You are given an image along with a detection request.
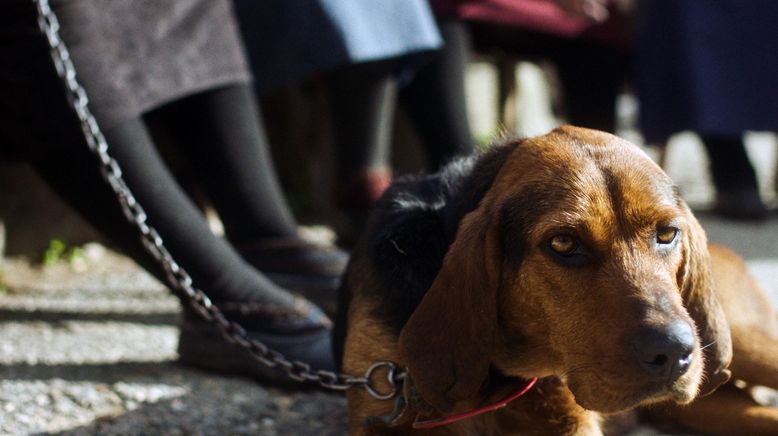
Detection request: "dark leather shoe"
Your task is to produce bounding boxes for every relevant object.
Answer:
[177,297,335,387]
[236,238,349,316]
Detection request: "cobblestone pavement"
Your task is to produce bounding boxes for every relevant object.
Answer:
[0,250,346,435]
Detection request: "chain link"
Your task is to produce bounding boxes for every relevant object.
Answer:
[33,0,403,398]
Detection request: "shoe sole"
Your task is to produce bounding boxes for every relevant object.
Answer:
[177,318,331,389]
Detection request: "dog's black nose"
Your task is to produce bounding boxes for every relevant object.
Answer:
[631,321,695,379]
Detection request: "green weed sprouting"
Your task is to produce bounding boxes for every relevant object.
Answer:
[42,239,86,266]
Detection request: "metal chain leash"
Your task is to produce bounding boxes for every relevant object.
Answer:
[33,0,403,399]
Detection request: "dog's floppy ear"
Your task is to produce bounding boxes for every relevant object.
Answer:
[679,203,732,396]
[397,207,502,413]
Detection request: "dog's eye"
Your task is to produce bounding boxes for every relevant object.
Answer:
[549,234,578,256]
[656,227,679,244]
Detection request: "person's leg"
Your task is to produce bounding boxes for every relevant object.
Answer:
[327,60,398,209]
[553,39,627,133]
[36,118,295,306]
[325,60,398,245]
[146,86,297,243]
[400,18,475,170]
[147,84,348,302]
[702,135,767,220]
[31,110,334,376]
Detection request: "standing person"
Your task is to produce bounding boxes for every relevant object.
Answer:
[2,0,347,382]
[428,0,631,134]
[234,0,478,242]
[634,0,778,220]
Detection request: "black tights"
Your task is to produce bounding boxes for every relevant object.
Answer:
[702,135,760,192]
[32,84,299,307]
[401,18,475,170]
[327,19,476,180]
[328,60,397,182]
[147,86,297,243]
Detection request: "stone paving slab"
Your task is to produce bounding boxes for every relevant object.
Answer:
[0,251,346,436]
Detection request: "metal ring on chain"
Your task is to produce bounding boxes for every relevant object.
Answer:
[363,361,404,400]
[32,0,404,395]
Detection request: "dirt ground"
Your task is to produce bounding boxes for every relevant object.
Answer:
[0,250,346,435]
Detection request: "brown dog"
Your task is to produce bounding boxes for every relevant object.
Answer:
[335,126,778,435]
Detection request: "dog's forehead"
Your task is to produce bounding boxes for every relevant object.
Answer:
[497,127,681,233]
[507,127,673,193]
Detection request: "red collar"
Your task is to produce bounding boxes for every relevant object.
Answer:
[412,377,538,429]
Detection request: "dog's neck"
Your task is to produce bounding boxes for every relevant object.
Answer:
[385,373,599,434]
[410,377,538,430]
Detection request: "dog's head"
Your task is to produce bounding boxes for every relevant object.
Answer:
[398,126,732,414]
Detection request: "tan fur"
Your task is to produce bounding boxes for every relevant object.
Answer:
[652,245,778,434]
[345,293,604,435]
[342,126,778,434]
[709,245,778,391]
[341,258,402,433]
[652,384,778,435]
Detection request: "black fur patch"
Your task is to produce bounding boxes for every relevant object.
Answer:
[362,141,522,334]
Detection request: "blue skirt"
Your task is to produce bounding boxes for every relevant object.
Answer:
[233,0,442,94]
